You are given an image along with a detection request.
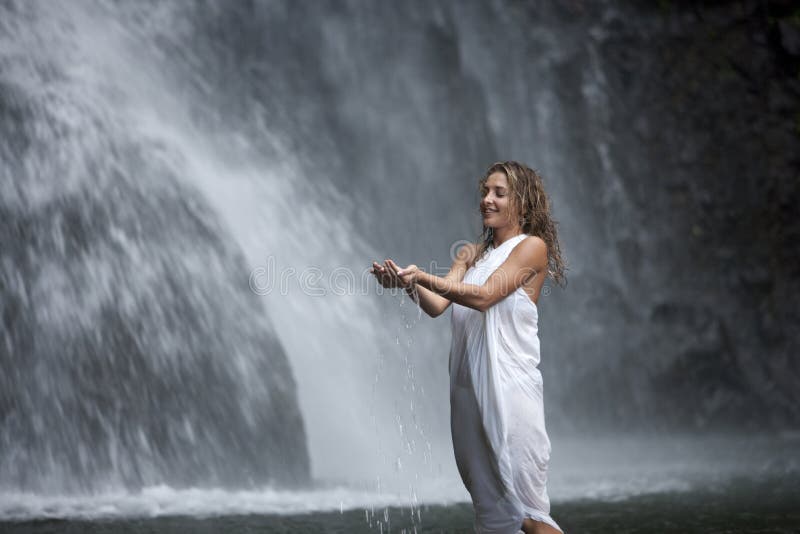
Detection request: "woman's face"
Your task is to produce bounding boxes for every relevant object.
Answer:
[480,172,517,228]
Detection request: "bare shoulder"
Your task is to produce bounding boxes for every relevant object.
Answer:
[510,236,548,269]
[520,235,547,251]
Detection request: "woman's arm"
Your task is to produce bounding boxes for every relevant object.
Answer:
[407,242,479,317]
[376,243,478,318]
[372,261,447,317]
[403,284,448,318]
[389,236,547,313]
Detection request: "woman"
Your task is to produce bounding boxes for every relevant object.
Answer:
[371,161,567,534]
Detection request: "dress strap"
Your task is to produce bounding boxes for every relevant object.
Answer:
[489,233,528,252]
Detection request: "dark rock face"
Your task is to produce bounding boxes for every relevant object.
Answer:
[539,0,800,433]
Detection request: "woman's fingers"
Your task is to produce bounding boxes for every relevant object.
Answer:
[370,260,397,288]
[378,260,394,286]
[385,258,400,275]
[370,258,412,289]
[371,262,391,283]
[385,259,411,287]
[370,262,391,288]
[385,261,404,284]
[387,259,406,278]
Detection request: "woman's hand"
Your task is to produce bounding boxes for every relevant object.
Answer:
[385,259,421,286]
[370,260,410,288]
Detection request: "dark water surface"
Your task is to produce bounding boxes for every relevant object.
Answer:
[3,475,797,534]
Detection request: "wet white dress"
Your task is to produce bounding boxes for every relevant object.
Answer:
[449,234,563,534]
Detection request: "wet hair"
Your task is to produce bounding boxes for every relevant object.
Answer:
[474,161,567,287]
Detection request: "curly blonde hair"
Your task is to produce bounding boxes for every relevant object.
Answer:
[475,161,567,287]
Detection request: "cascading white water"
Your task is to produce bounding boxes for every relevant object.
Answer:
[0,0,312,493]
[0,0,459,506]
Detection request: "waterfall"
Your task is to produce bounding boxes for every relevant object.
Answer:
[2,0,796,518]
[0,0,313,492]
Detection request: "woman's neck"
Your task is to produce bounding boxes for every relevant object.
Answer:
[492,225,523,248]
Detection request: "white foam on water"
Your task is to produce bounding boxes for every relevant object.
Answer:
[3,437,795,522]
[0,480,465,521]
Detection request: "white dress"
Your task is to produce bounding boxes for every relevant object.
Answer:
[449,233,563,534]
